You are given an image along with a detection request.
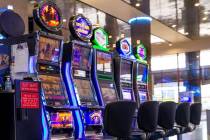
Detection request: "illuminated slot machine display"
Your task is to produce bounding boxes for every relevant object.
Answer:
[91,27,119,107]
[61,15,103,139]
[32,1,74,139]
[114,38,136,101]
[133,42,149,106]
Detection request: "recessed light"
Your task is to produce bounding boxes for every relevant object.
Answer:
[108,35,112,39]
[172,24,176,28]
[7,5,13,10]
[184,32,189,35]
[135,3,140,7]
[169,43,173,47]
[77,8,83,14]
[202,17,208,21]
[194,2,200,7]
[204,11,209,15]
[62,19,67,22]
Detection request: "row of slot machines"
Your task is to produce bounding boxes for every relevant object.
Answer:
[0,2,148,140]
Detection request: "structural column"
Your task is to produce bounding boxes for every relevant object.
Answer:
[130,0,152,99]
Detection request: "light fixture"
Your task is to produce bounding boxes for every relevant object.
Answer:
[169,43,173,47]
[204,11,209,15]
[194,2,200,7]
[202,17,208,21]
[128,16,152,24]
[77,8,83,14]
[172,24,176,28]
[135,3,140,7]
[7,5,13,10]
[108,35,112,39]
[62,19,67,22]
[184,32,189,35]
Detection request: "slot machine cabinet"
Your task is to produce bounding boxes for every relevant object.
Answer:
[133,43,149,107]
[114,38,136,102]
[62,15,103,139]
[32,2,75,139]
[91,27,119,107]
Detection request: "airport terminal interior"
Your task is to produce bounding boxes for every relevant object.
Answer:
[0,0,209,140]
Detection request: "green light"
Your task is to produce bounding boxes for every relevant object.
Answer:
[92,27,109,52]
[135,43,147,64]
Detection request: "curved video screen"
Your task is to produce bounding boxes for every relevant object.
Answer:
[96,51,112,73]
[74,79,95,104]
[120,61,132,83]
[137,64,148,84]
[98,80,117,104]
[38,36,60,63]
[72,44,91,70]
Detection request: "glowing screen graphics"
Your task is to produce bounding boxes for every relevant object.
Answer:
[50,112,73,129]
[0,45,10,76]
[97,51,112,72]
[137,64,148,84]
[39,75,68,106]
[70,14,92,41]
[99,81,117,104]
[122,89,132,100]
[74,79,95,104]
[84,110,102,125]
[34,1,62,31]
[72,44,91,70]
[135,43,147,63]
[38,36,60,63]
[120,61,132,83]
[117,38,131,56]
[92,28,108,51]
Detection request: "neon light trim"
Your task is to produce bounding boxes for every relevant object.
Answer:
[42,108,49,140]
[128,16,152,24]
[135,43,147,64]
[92,28,109,51]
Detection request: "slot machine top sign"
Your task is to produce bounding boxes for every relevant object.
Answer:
[69,14,92,42]
[116,38,132,56]
[33,1,62,32]
[134,43,147,63]
[91,27,109,51]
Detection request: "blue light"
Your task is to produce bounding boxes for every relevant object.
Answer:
[128,16,152,24]
[29,56,35,73]
[64,62,84,139]
[42,107,49,140]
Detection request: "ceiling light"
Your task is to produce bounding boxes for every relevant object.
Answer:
[184,32,189,35]
[135,3,140,7]
[128,16,152,24]
[77,8,83,14]
[172,24,176,28]
[204,11,209,15]
[108,35,112,39]
[202,17,208,21]
[194,2,200,7]
[7,5,13,10]
[62,19,67,22]
[169,43,173,47]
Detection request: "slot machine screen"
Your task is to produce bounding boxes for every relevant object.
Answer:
[96,51,112,73]
[50,112,73,129]
[74,79,96,104]
[39,75,68,106]
[120,61,132,83]
[137,64,148,84]
[38,36,60,63]
[98,80,117,104]
[72,44,91,70]
[122,89,132,100]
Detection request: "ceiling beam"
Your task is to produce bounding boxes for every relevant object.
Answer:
[79,0,191,43]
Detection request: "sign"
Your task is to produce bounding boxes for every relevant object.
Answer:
[69,14,92,42]
[33,1,62,32]
[20,81,40,109]
[116,38,131,56]
[92,27,109,51]
[135,43,147,63]
[21,92,39,109]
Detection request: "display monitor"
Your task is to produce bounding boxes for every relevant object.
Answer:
[50,112,73,129]
[74,79,95,104]
[38,36,60,63]
[137,64,148,84]
[120,61,132,83]
[122,89,132,100]
[72,44,91,70]
[39,75,68,106]
[98,80,117,104]
[96,51,112,73]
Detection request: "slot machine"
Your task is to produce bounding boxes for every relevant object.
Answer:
[133,42,149,106]
[91,27,119,107]
[32,2,75,139]
[62,15,103,139]
[114,38,136,101]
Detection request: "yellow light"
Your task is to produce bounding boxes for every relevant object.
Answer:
[135,3,140,7]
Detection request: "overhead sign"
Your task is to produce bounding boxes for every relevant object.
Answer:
[33,1,62,32]
[69,14,92,42]
[116,38,131,56]
[92,27,108,51]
